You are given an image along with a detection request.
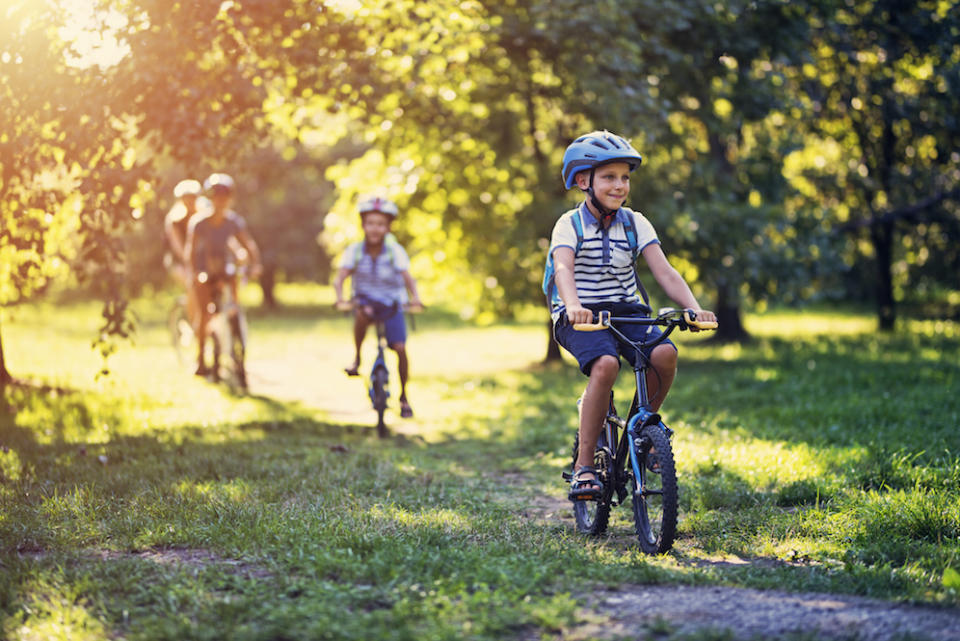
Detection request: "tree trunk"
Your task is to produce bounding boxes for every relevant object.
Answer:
[713,283,750,343]
[544,318,562,362]
[870,220,896,331]
[0,316,11,387]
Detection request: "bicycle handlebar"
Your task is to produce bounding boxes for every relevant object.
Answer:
[334,300,425,314]
[572,308,718,332]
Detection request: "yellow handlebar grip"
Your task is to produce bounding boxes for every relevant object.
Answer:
[683,310,718,330]
[572,310,610,331]
[572,322,607,331]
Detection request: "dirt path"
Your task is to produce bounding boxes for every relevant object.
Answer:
[566,584,960,640]
[522,487,960,641]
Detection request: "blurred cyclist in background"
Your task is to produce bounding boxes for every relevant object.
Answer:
[185,173,262,377]
[164,179,206,328]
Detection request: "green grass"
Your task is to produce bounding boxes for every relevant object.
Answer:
[1,288,959,640]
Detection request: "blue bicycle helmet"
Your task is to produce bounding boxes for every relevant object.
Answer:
[561,130,642,189]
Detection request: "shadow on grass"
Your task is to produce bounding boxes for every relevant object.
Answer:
[3,329,959,633]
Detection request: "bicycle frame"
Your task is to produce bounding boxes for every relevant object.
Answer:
[613,319,676,478]
[354,301,399,438]
[592,315,679,506]
[567,307,717,551]
[337,299,422,437]
[205,273,247,387]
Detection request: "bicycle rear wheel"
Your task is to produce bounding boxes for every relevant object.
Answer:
[632,424,678,554]
[571,430,613,535]
[370,366,389,438]
[228,314,247,389]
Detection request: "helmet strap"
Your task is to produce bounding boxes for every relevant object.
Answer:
[586,169,618,222]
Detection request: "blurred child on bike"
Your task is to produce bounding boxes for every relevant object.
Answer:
[185,173,262,377]
[333,196,423,418]
[164,179,207,329]
[546,131,716,501]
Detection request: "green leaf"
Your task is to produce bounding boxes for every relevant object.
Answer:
[944,567,960,591]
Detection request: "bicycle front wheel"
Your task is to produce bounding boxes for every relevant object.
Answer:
[571,431,613,536]
[632,424,678,554]
[370,366,389,438]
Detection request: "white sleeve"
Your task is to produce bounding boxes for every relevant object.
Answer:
[392,243,410,271]
[631,210,659,250]
[339,243,358,270]
[548,211,578,254]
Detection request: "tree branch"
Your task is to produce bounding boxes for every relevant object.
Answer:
[836,188,960,232]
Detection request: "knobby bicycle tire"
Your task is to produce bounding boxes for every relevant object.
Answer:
[571,430,613,536]
[371,366,389,438]
[632,424,678,554]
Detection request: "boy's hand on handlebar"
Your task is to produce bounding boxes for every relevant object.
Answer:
[685,309,718,331]
[565,304,593,326]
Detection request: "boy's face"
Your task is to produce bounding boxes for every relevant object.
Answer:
[361,211,392,243]
[576,161,631,211]
[211,187,233,212]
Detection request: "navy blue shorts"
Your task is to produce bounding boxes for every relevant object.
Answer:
[554,302,676,375]
[357,297,407,346]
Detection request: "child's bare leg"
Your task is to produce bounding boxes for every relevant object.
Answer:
[345,314,369,376]
[392,343,408,399]
[392,342,413,417]
[186,285,199,332]
[576,355,619,476]
[194,284,213,375]
[229,278,240,315]
[645,345,678,411]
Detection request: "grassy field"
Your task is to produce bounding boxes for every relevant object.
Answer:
[1,285,959,640]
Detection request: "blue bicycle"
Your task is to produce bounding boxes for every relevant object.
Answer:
[337,300,421,438]
[564,307,717,554]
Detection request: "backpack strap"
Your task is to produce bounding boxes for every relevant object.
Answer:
[621,210,650,306]
[570,207,585,254]
[542,208,584,307]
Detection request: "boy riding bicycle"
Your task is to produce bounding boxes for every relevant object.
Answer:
[185,173,262,377]
[544,130,717,502]
[333,196,423,419]
[164,179,207,330]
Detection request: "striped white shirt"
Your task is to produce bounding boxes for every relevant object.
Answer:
[548,203,659,319]
[340,240,410,305]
